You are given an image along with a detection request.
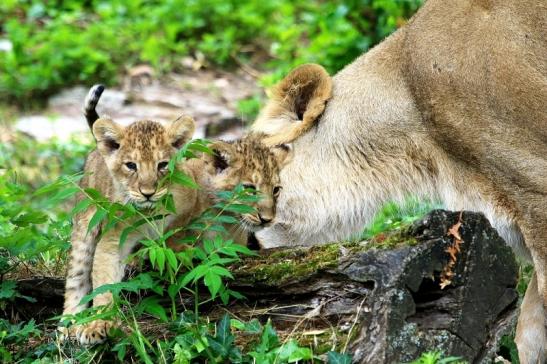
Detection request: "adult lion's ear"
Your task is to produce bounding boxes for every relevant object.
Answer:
[252,64,332,146]
[93,117,123,154]
[271,143,293,167]
[203,141,238,173]
[169,115,196,149]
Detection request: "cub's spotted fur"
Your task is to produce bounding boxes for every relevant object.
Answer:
[61,86,291,345]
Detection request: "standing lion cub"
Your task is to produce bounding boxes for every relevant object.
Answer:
[62,86,292,345]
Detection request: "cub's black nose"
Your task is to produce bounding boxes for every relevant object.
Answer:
[140,189,155,200]
[259,216,272,224]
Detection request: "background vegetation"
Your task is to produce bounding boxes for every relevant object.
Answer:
[0,0,524,363]
[0,0,422,105]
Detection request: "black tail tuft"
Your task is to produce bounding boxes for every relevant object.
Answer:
[84,84,105,130]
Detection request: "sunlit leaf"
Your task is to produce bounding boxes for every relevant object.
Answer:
[87,208,107,232]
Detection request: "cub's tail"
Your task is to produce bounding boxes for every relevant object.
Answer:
[83,84,105,130]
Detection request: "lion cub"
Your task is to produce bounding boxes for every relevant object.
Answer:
[62,86,291,345]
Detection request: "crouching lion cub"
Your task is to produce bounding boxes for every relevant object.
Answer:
[61,86,292,345]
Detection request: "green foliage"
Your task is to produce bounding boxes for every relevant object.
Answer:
[327,351,353,364]
[498,334,520,364]
[360,197,441,239]
[0,133,91,187]
[0,319,41,362]
[0,0,423,105]
[237,94,264,123]
[0,170,74,291]
[406,351,466,364]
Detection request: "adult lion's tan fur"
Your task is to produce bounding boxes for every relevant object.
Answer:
[252,0,546,362]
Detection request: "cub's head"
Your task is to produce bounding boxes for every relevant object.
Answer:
[203,133,292,231]
[93,116,195,208]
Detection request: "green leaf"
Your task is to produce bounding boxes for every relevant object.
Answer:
[186,140,212,154]
[83,187,103,201]
[180,265,208,287]
[257,320,279,352]
[203,239,214,254]
[164,193,176,214]
[87,208,107,232]
[209,265,233,279]
[167,283,180,299]
[149,246,157,267]
[49,186,80,203]
[204,271,222,298]
[119,225,135,247]
[216,314,232,348]
[244,319,262,334]
[171,170,198,189]
[230,319,245,330]
[215,215,238,224]
[223,203,256,214]
[327,351,352,364]
[165,248,178,271]
[72,198,92,215]
[156,248,166,274]
[139,297,168,322]
[223,243,256,257]
[11,211,48,226]
[207,314,242,361]
[0,281,18,300]
[82,273,155,304]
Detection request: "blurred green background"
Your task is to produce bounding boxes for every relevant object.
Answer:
[0,0,422,105]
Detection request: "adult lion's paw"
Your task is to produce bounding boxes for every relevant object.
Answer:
[77,319,115,345]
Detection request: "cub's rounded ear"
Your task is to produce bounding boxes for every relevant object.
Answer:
[169,115,196,149]
[253,63,332,146]
[93,117,123,153]
[203,141,237,173]
[271,143,293,166]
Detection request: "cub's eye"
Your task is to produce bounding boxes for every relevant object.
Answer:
[273,186,282,197]
[158,161,169,171]
[243,183,257,194]
[125,162,137,171]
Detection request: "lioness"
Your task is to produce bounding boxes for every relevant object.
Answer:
[62,86,291,345]
[252,1,546,362]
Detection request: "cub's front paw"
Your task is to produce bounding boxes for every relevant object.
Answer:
[77,319,115,345]
[57,325,77,342]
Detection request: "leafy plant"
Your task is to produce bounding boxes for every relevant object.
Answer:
[406,351,466,364]
[360,197,441,239]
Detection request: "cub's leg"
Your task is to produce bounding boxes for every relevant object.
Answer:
[77,230,139,345]
[60,207,100,339]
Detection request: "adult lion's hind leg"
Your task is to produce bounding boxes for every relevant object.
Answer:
[516,211,547,364]
[516,273,546,364]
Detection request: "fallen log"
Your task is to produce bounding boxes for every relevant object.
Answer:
[224,210,519,363]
